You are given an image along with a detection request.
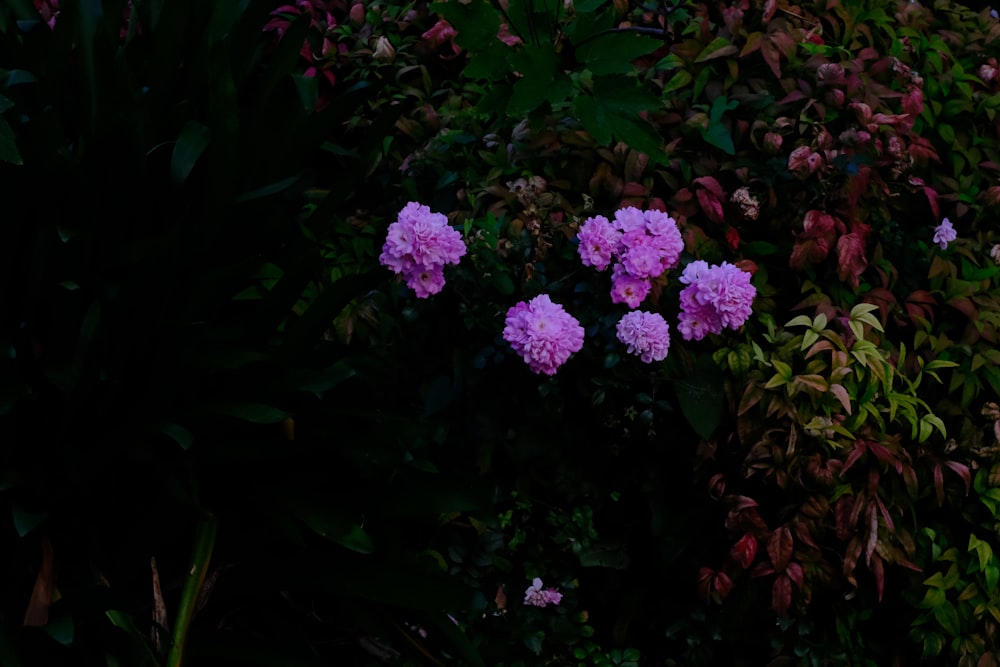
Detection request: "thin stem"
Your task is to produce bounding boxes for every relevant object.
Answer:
[165,513,218,667]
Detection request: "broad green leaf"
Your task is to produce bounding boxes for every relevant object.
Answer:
[283,497,375,553]
[700,121,734,154]
[577,32,660,75]
[675,356,724,439]
[170,121,210,184]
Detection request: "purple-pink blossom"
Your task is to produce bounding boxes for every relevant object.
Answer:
[610,264,652,309]
[677,262,756,341]
[379,202,466,298]
[576,215,618,271]
[617,311,671,362]
[524,578,563,607]
[577,207,682,308]
[933,217,956,249]
[503,295,585,375]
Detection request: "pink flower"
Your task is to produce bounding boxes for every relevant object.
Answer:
[610,265,652,309]
[523,578,563,607]
[933,217,956,249]
[616,311,671,363]
[503,295,585,375]
[677,262,756,341]
[576,215,618,271]
[380,202,466,298]
[422,18,460,55]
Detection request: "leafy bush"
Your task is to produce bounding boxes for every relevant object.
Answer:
[5,0,1000,665]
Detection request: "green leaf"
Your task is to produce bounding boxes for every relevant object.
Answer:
[290,74,317,112]
[577,31,660,75]
[932,601,961,636]
[157,422,194,450]
[662,69,692,93]
[201,402,289,424]
[0,117,22,165]
[675,355,724,439]
[43,613,73,647]
[11,505,46,537]
[283,497,375,554]
[508,44,569,114]
[700,121,734,154]
[170,121,210,184]
[431,0,500,45]
[695,37,739,62]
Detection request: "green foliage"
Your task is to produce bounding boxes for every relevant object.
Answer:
[6,0,1000,664]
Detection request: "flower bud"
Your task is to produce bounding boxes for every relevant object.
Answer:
[373,36,395,62]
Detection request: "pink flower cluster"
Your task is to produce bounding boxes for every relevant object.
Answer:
[616,311,671,363]
[577,207,684,309]
[523,578,563,607]
[503,295,585,376]
[379,202,467,298]
[677,261,756,341]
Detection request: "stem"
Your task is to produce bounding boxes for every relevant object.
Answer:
[165,513,218,667]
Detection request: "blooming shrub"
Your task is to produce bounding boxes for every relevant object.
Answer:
[7,0,1000,665]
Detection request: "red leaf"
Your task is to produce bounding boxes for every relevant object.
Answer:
[789,237,830,270]
[835,495,855,541]
[772,573,792,616]
[836,232,868,288]
[730,533,758,569]
[946,296,979,321]
[714,571,734,599]
[760,40,781,78]
[871,552,885,602]
[934,463,945,506]
[843,536,863,586]
[762,0,777,23]
[693,175,725,198]
[944,460,972,495]
[696,188,725,223]
[840,439,868,475]
[767,526,793,572]
[697,567,714,605]
[867,440,904,474]
[23,536,55,627]
[786,562,804,588]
